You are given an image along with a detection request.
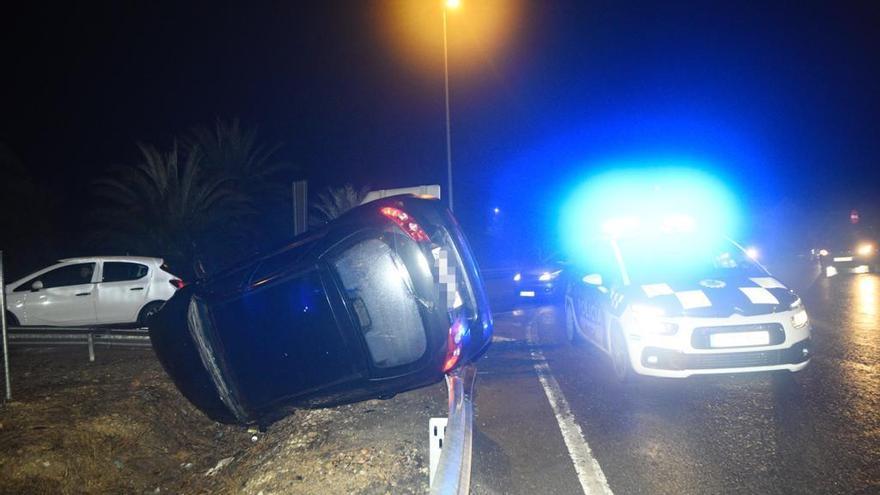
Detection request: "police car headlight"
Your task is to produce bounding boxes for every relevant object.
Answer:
[538,270,562,282]
[791,309,809,329]
[625,305,679,336]
[513,272,522,282]
[857,243,874,256]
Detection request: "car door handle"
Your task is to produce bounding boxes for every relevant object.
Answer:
[130,287,144,291]
[76,292,91,297]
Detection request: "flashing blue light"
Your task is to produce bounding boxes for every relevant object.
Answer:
[559,163,741,270]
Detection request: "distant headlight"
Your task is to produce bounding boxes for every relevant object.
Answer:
[791,309,809,328]
[513,272,522,282]
[538,270,562,282]
[857,243,874,256]
[818,249,829,257]
[624,304,679,336]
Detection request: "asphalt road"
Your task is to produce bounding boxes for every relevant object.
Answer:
[470,273,880,494]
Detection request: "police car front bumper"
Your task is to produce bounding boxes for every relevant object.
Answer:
[623,310,812,378]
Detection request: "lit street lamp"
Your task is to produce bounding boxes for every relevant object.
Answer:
[443,0,459,211]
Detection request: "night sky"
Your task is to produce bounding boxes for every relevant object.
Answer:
[2,1,879,271]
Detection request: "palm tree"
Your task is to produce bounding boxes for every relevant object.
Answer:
[310,184,371,226]
[182,118,294,198]
[182,118,297,248]
[93,142,253,274]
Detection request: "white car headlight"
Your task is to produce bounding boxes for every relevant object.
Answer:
[625,304,679,336]
[513,272,522,282]
[791,309,809,328]
[538,270,562,282]
[857,243,874,256]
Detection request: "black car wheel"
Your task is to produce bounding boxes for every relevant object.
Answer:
[565,301,584,345]
[610,323,632,382]
[137,301,165,328]
[4,311,19,327]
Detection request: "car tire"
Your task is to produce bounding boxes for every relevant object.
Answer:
[609,323,633,382]
[4,311,19,327]
[137,301,165,328]
[565,301,583,345]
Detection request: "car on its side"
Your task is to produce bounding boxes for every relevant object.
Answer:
[4,256,183,327]
[565,227,812,380]
[149,196,493,425]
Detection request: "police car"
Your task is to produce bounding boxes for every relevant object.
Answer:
[564,218,812,380]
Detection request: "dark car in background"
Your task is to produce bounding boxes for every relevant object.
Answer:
[816,223,877,277]
[512,259,567,300]
[149,196,493,425]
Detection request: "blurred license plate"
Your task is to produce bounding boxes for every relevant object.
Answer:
[833,256,853,262]
[519,291,536,297]
[709,331,769,348]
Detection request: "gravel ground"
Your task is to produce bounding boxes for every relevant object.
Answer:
[0,346,447,494]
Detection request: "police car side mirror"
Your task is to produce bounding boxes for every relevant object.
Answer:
[582,273,603,286]
[31,280,44,292]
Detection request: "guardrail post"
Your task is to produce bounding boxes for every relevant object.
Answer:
[87,333,95,362]
[0,251,11,400]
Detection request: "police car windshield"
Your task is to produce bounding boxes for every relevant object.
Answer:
[616,235,763,284]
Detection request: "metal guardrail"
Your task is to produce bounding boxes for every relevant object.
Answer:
[7,326,151,362]
[430,364,477,495]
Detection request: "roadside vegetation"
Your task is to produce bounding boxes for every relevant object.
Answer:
[90,119,297,278]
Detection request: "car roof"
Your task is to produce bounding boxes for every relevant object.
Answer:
[58,256,163,264]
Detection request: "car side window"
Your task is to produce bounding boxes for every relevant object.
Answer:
[102,262,149,283]
[27,263,97,290]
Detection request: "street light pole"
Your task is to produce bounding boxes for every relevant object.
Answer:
[442,3,454,212]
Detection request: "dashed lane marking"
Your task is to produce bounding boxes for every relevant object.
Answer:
[526,311,614,495]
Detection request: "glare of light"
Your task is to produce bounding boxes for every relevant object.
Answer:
[560,165,740,266]
[826,266,838,277]
[857,276,876,316]
[661,214,696,233]
[857,243,874,256]
[602,216,641,237]
[513,272,521,282]
[538,270,562,282]
[819,249,829,257]
[493,207,501,215]
[377,1,521,79]
[624,304,678,335]
[745,247,759,260]
[852,265,870,274]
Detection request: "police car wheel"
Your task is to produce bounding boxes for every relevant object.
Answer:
[565,302,583,344]
[610,325,632,382]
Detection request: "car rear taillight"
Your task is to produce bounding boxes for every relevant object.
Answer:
[170,279,185,289]
[379,206,430,242]
[442,316,470,372]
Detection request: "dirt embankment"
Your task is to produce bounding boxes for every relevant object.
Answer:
[0,347,446,494]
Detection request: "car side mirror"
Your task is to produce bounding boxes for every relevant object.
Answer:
[582,273,603,286]
[31,280,44,292]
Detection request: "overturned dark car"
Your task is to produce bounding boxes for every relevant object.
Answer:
[149,196,493,425]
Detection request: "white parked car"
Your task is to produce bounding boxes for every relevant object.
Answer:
[4,256,183,327]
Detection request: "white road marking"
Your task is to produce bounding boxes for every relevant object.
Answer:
[527,314,614,495]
